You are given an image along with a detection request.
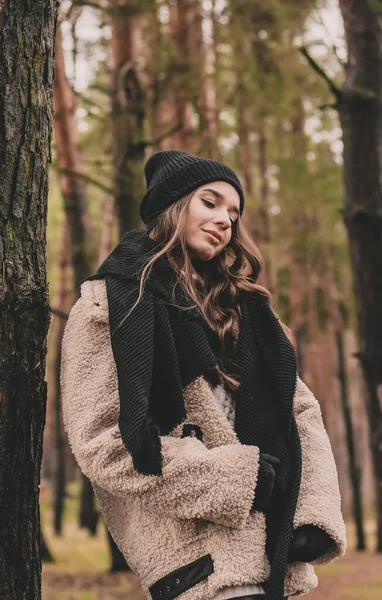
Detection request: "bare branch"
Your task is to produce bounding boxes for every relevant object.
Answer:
[299,46,341,99]
[146,123,183,149]
[50,163,117,196]
[50,307,69,320]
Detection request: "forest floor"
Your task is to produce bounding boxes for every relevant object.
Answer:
[41,480,381,600]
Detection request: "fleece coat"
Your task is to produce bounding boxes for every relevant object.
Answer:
[60,278,347,600]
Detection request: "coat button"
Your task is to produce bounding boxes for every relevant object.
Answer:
[175,578,180,585]
[159,592,163,597]
[166,585,171,592]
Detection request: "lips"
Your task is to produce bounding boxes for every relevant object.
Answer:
[202,229,222,243]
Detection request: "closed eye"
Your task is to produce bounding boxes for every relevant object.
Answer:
[202,199,236,226]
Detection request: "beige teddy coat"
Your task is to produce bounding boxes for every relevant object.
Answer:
[60,279,347,599]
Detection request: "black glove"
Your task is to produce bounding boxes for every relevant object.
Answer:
[252,453,280,513]
[288,525,336,563]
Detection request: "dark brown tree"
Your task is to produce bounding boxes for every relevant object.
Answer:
[0,0,60,598]
[337,0,382,552]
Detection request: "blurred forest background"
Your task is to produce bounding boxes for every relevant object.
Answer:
[40,0,381,598]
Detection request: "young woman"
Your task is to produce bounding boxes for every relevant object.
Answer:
[60,150,346,600]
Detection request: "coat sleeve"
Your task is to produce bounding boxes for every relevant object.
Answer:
[60,279,260,529]
[292,376,347,564]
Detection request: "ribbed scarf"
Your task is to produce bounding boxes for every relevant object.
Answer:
[84,229,302,600]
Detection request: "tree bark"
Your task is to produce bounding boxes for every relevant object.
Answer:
[171,0,199,153]
[148,2,179,151]
[0,1,59,597]
[54,17,103,538]
[40,529,54,564]
[254,117,275,293]
[52,215,71,535]
[79,475,99,536]
[99,194,116,263]
[107,529,130,573]
[338,0,382,552]
[53,22,90,294]
[322,246,365,550]
[110,1,148,235]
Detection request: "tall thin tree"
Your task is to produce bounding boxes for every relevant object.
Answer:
[110,0,149,234]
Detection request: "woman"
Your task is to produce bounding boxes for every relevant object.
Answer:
[60,150,346,600]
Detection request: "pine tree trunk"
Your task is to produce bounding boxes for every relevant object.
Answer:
[336,330,366,550]
[338,0,382,552]
[255,118,274,293]
[171,0,199,153]
[40,529,54,564]
[110,2,147,235]
[79,476,99,536]
[52,216,71,535]
[148,3,179,150]
[107,530,131,573]
[322,246,366,550]
[0,1,59,597]
[99,194,116,263]
[54,20,101,538]
[53,22,90,293]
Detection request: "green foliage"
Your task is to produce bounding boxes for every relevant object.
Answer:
[48,0,356,340]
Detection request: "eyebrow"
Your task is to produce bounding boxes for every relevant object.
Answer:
[202,188,240,216]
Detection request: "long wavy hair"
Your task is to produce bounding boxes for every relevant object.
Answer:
[126,190,291,392]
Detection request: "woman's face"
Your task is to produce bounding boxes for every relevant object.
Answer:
[184,181,240,262]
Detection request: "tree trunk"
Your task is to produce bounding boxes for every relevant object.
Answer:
[255,117,275,293]
[338,0,382,552]
[53,22,90,294]
[110,2,147,235]
[54,18,101,538]
[148,2,179,151]
[322,246,366,550]
[40,529,54,564]
[107,530,131,573]
[79,476,99,536]
[99,194,116,262]
[0,1,59,597]
[52,216,71,535]
[336,330,365,550]
[171,0,199,153]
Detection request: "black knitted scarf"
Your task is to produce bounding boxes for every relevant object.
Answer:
[84,228,302,600]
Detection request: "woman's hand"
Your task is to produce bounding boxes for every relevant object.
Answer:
[252,453,280,513]
[288,524,335,563]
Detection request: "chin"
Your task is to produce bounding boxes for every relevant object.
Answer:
[187,244,216,262]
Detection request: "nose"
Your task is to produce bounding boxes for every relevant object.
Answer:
[212,211,231,229]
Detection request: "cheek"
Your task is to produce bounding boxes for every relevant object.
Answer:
[222,231,232,248]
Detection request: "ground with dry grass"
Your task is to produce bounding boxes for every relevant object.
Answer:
[41,480,381,600]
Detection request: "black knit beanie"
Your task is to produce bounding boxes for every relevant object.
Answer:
[140,150,245,227]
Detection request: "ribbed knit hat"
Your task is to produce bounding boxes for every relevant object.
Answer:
[140,150,244,226]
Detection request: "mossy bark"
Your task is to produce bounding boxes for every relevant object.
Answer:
[0,1,59,597]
